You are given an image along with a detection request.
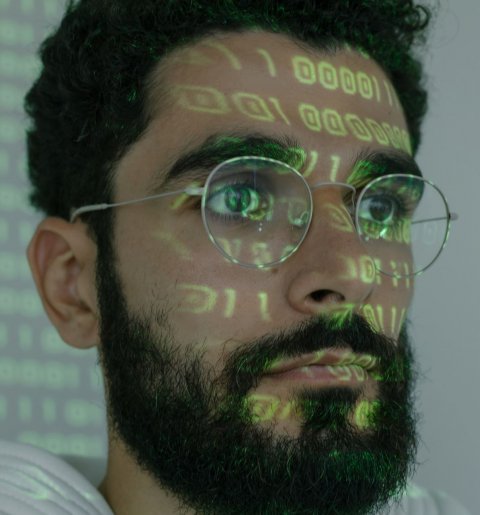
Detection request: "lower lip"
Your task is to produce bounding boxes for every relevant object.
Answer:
[265,365,371,384]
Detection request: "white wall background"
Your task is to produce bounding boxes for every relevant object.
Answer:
[410,1,479,511]
[0,1,477,513]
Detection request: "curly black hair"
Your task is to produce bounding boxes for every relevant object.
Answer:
[24,0,433,244]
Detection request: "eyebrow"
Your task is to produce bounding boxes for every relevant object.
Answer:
[147,130,307,194]
[348,146,423,185]
[147,129,423,195]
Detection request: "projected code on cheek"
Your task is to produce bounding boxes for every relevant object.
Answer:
[173,283,407,335]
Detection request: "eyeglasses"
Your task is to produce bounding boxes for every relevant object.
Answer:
[70,156,458,278]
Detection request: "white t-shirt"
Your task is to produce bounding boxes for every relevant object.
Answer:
[0,439,472,514]
[0,439,111,515]
[382,482,472,515]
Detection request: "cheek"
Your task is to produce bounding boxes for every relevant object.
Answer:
[115,204,414,346]
[115,212,246,342]
[161,266,275,345]
[115,205,211,301]
[360,274,413,340]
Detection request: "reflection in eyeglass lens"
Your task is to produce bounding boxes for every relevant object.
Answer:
[201,158,448,277]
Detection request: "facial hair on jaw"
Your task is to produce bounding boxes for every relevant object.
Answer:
[95,233,421,515]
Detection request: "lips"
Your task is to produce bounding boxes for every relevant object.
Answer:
[264,349,379,376]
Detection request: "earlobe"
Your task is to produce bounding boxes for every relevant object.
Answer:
[27,217,99,349]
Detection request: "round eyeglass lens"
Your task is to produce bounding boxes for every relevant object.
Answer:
[356,174,450,278]
[202,157,312,268]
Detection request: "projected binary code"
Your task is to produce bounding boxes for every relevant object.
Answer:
[0,0,106,459]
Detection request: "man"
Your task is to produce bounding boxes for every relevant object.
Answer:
[16,0,468,513]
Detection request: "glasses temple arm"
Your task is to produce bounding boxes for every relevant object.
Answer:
[69,186,205,222]
[410,212,458,225]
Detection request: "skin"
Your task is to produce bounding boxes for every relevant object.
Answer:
[27,31,420,514]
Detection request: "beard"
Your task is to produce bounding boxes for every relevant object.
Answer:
[95,232,420,515]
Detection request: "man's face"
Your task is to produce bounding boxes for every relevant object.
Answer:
[96,31,420,514]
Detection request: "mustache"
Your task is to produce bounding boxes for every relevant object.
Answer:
[220,313,409,396]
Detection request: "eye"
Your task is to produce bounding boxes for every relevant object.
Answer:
[359,194,401,225]
[205,178,275,222]
[210,184,261,214]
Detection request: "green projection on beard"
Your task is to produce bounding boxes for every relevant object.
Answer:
[354,399,381,429]
[302,397,382,431]
[174,84,411,154]
[242,393,381,431]
[243,394,296,423]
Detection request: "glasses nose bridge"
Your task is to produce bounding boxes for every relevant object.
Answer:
[308,181,357,218]
[296,180,375,280]
[309,180,355,195]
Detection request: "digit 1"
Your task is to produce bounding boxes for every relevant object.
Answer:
[223,288,237,318]
[384,80,393,107]
[329,154,341,181]
[268,97,291,125]
[372,75,381,102]
[258,292,271,321]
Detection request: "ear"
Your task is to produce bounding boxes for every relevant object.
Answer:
[27,217,100,349]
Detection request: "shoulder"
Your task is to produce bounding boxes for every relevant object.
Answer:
[0,440,471,515]
[382,482,472,515]
[0,439,113,515]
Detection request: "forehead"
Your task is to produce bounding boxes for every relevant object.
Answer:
[116,30,411,197]
[166,30,394,98]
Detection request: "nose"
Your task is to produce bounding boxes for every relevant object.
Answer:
[286,186,376,316]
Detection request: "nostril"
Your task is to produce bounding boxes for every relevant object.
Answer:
[310,290,344,303]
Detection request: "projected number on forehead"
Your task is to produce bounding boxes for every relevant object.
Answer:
[173,86,412,154]
[292,56,386,104]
